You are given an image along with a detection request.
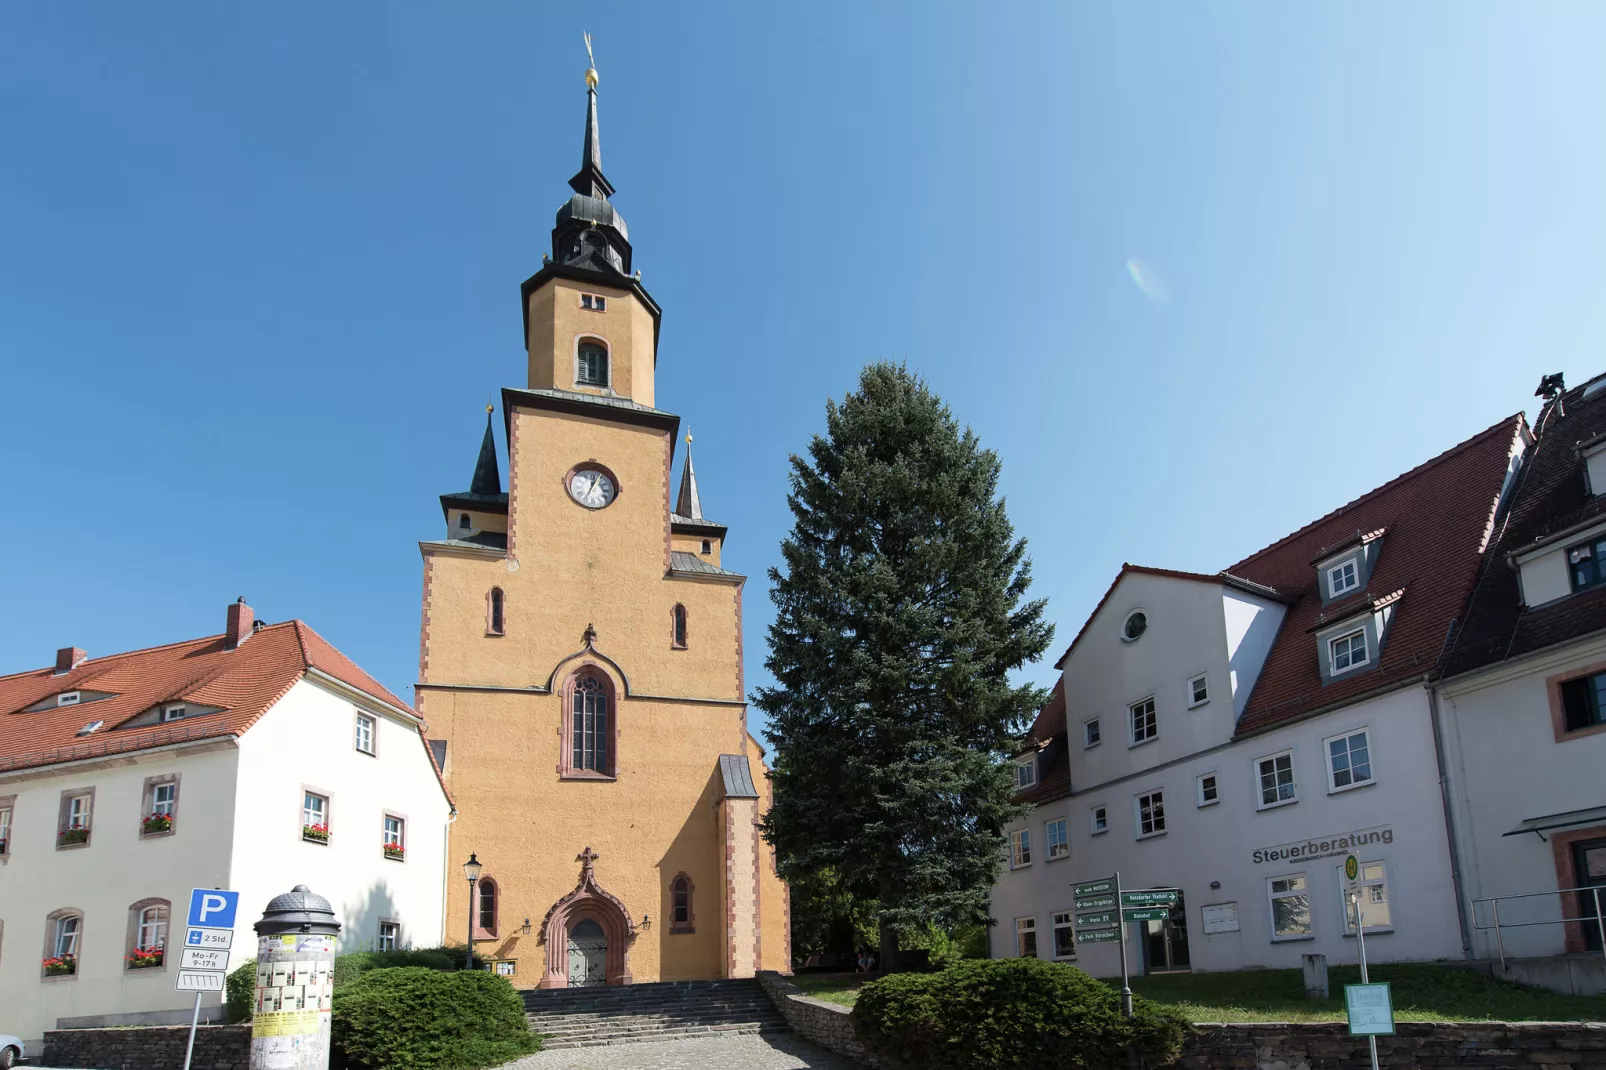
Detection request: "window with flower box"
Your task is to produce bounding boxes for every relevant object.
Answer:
[141,775,179,837]
[303,791,330,843]
[58,789,94,848]
[43,910,81,977]
[383,815,406,860]
[0,795,13,857]
[126,900,168,971]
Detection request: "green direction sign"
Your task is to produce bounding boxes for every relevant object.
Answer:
[1344,982,1395,1036]
[1075,895,1116,911]
[1120,889,1179,907]
[1073,878,1116,897]
[1077,928,1121,943]
[1122,907,1171,923]
[1076,912,1116,928]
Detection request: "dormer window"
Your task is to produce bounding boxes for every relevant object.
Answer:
[76,720,104,737]
[161,705,186,722]
[1015,757,1037,789]
[1568,536,1606,592]
[1329,628,1369,674]
[58,692,80,707]
[580,293,607,312]
[1327,558,1360,598]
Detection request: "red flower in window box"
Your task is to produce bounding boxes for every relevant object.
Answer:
[127,946,164,969]
[303,824,330,843]
[43,954,76,976]
[142,813,173,834]
[59,826,89,845]
[383,842,405,859]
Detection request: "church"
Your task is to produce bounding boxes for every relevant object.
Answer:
[413,60,789,987]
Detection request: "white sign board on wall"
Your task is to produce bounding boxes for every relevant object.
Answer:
[1201,902,1240,935]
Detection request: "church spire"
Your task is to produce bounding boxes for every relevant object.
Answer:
[569,36,614,200]
[675,431,703,520]
[469,405,501,498]
[548,36,631,276]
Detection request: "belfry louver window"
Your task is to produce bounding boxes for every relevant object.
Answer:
[577,342,608,386]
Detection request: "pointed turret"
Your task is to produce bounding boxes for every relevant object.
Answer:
[550,54,631,276]
[469,406,501,497]
[569,69,615,200]
[676,431,703,520]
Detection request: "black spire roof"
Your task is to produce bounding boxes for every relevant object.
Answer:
[569,84,615,200]
[550,69,632,277]
[469,408,501,497]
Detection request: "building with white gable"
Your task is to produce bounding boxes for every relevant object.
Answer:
[0,600,452,1046]
[992,413,1529,975]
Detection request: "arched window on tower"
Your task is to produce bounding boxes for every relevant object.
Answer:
[670,873,695,933]
[569,674,610,775]
[475,877,499,938]
[577,340,609,387]
[459,513,471,530]
[487,588,505,636]
[671,605,688,650]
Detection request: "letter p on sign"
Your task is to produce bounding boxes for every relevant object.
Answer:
[187,888,241,929]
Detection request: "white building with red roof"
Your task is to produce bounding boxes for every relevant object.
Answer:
[0,599,452,1046]
[992,412,1530,976]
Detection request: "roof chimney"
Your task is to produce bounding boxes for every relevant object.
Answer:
[226,598,254,650]
[54,647,87,674]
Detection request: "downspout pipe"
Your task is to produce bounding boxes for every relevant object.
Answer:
[1428,684,1474,958]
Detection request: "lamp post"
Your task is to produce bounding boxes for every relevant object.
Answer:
[464,853,482,971]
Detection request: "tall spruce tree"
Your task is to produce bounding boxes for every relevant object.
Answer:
[757,362,1053,968]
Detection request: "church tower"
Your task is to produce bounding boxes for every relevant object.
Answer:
[415,55,789,988]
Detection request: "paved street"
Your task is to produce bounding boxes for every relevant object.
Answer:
[503,1033,860,1070]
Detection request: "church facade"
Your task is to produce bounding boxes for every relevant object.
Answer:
[414,65,789,987]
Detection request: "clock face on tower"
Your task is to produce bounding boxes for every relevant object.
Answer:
[568,467,617,509]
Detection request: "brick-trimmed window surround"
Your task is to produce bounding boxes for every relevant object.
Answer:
[302,789,331,843]
[1325,729,1374,791]
[383,814,406,861]
[1257,751,1297,809]
[671,603,688,649]
[1136,790,1166,838]
[1129,697,1157,746]
[560,669,616,778]
[141,775,179,838]
[576,337,610,387]
[474,877,499,939]
[669,873,695,933]
[1567,533,1606,592]
[1269,874,1313,940]
[1550,824,1606,953]
[0,794,14,858]
[487,587,506,637]
[355,711,376,756]
[125,899,169,972]
[1014,917,1037,957]
[1552,662,1606,740]
[57,788,95,848]
[43,908,83,979]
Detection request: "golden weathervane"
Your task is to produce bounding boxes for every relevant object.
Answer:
[584,32,598,89]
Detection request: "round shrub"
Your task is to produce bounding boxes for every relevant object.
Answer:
[331,966,540,1070]
[851,958,1189,1070]
[225,959,256,1023]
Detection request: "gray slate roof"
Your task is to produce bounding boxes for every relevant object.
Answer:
[719,754,759,799]
[671,513,726,531]
[669,551,739,577]
[506,387,676,420]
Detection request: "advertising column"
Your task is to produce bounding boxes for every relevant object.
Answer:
[250,885,341,1070]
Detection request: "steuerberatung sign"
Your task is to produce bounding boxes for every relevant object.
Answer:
[1252,825,1393,865]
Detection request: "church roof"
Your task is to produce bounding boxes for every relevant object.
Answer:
[676,436,703,520]
[469,409,501,497]
[669,551,741,578]
[501,386,679,434]
[719,754,759,799]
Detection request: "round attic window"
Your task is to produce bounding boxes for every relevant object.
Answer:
[1122,610,1148,642]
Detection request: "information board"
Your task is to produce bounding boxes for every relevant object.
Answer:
[1344,982,1395,1036]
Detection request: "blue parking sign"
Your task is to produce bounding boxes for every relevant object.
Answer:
[187,888,240,929]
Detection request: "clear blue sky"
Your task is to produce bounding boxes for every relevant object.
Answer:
[4,5,1605,739]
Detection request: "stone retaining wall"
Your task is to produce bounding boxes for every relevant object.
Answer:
[43,1024,250,1070]
[754,972,1606,1069]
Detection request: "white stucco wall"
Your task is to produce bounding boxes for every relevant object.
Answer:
[229,677,450,959]
[0,743,241,1045]
[1513,521,1606,609]
[1438,633,1606,959]
[1222,590,1286,718]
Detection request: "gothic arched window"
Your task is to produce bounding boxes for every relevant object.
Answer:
[458,513,471,530]
[569,674,611,775]
[671,604,688,649]
[577,340,609,387]
[670,873,695,933]
[475,877,498,938]
[487,588,505,636]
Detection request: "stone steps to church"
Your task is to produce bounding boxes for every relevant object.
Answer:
[537,1022,790,1050]
[523,978,791,1048]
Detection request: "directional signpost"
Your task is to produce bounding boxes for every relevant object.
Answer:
[178,889,240,1070]
[1070,875,1178,1016]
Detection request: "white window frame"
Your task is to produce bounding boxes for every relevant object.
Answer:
[160,704,186,722]
[1010,828,1032,868]
[1255,749,1298,810]
[1328,628,1370,675]
[1090,805,1108,835]
[1188,674,1209,708]
[0,802,11,855]
[136,905,168,951]
[1197,772,1219,807]
[355,713,376,756]
[58,692,80,707]
[1129,697,1158,747]
[303,792,328,828]
[1134,789,1166,838]
[1327,557,1360,598]
[1267,873,1313,941]
[151,783,177,819]
[378,920,400,952]
[1324,727,1375,793]
[1014,757,1036,789]
[1014,917,1038,958]
[1050,911,1076,959]
[384,815,405,850]
[54,914,81,958]
[67,793,92,830]
[1338,860,1393,934]
[1045,817,1069,860]
[1084,718,1101,748]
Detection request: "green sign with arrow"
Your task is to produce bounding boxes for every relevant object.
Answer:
[1120,889,1179,907]
[1075,895,1116,911]
[1073,878,1116,897]
[1122,907,1172,922]
[1076,912,1116,928]
[1077,928,1121,943]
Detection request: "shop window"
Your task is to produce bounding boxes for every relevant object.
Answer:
[1268,875,1311,940]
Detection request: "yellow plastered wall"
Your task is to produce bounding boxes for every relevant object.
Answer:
[670,531,723,568]
[525,279,657,407]
[752,743,792,973]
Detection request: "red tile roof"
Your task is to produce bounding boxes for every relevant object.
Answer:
[1227,414,1527,735]
[0,621,427,780]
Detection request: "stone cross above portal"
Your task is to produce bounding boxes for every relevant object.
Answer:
[577,846,600,877]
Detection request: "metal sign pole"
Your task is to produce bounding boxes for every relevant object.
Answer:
[181,990,202,1070]
[1353,888,1379,1070]
[1115,871,1133,1018]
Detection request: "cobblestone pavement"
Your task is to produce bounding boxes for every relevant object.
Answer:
[502,1032,860,1070]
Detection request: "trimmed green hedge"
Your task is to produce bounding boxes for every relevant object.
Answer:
[851,958,1189,1070]
[225,959,256,1024]
[225,947,485,1023]
[332,966,540,1070]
